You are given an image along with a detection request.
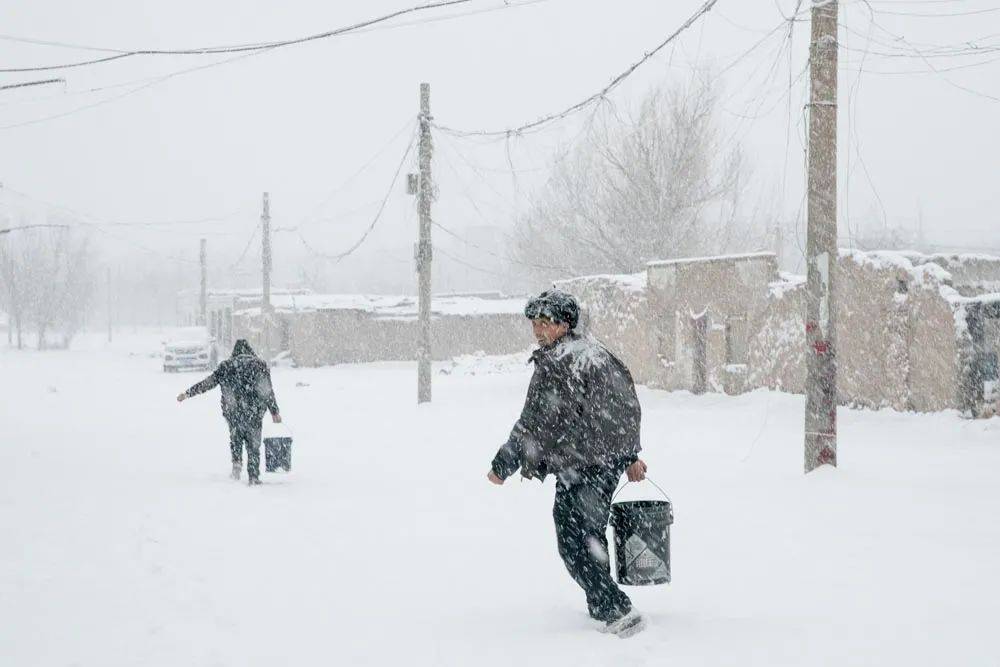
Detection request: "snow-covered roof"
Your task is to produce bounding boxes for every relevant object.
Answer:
[236,293,526,318]
[647,252,775,268]
[769,272,806,300]
[555,272,647,294]
[177,287,312,299]
[841,249,952,286]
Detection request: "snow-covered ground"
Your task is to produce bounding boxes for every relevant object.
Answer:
[2,332,999,666]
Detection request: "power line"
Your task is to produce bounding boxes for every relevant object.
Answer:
[872,6,1000,18]
[0,1,551,118]
[434,243,508,277]
[0,78,65,91]
[295,117,416,228]
[0,183,252,230]
[0,3,549,131]
[434,0,721,138]
[0,222,69,235]
[299,133,416,262]
[431,219,577,274]
[0,50,264,131]
[0,0,481,73]
[228,224,260,270]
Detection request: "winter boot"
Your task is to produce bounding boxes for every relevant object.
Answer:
[230,463,242,481]
[248,476,262,486]
[605,610,645,639]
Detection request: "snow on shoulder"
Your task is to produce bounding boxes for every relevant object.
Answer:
[554,334,612,375]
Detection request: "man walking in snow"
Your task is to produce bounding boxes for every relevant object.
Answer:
[487,289,648,638]
[177,339,281,486]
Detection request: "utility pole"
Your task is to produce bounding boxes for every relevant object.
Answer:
[261,192,272,360]
[417,83,434,404]
[804,0,838,473]
[199,238,207,327]
[106,267,112,343]
[774,221,784,271]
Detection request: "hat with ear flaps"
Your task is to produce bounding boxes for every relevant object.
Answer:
[524,289,580,330]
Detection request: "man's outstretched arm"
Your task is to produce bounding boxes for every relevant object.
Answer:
[176,372,219,402]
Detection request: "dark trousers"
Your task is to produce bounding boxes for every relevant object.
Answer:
[552,461,632,622]
[227,416,263,480]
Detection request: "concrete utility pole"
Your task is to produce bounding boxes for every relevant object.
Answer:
[106,267,112,343]
[804,0,839,473]
[261,192,272,359]
[199,238,207,327]
[416,83,434,404]
[262,192,272,312]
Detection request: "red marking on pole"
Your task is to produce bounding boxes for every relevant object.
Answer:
[813,341,829,354]
[805,322,818,333]
[817,446,836,466]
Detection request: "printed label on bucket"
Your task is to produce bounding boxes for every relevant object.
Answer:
[625,535,669,580]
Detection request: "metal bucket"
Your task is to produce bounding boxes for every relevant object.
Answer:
[263,436,292,472]
[610,480,673,586]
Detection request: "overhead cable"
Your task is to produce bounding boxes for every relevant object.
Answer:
[434,0,721,138]
[0,0,479,73]
[299,132,416,262]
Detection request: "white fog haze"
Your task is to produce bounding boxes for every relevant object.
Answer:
[2,1,999,664]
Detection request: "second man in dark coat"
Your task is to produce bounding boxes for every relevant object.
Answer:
[177,339,281,486]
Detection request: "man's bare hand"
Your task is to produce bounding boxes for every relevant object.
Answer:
[626,459,647,482]
[487,471,504,485]
[176,393,187,403]
[273,413,282,423]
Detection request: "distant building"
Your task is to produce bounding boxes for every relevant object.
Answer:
[559,250,1000,417]
[175,287,312,347]
[231,291,532,366]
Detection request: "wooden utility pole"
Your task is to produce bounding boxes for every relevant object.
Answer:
[417,83,434,403]
[261,192,272,359]
[804,0,838,473]
[199,238,207,327]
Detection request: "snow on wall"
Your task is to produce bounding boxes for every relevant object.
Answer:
[749,277,806,393]
[554,273,659,385]
[647,251,776,268]
[236,293,526,318]
[555,271,647,294]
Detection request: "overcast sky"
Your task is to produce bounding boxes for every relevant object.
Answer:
[1,0,998,292]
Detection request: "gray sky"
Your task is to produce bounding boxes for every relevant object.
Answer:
[2,0,998,292]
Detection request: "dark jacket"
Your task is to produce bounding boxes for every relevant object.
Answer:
[491,332,641,481]
[184,353,279,424]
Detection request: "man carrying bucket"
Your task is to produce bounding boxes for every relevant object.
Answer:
[487,289,648,638]
[176,339,281,486]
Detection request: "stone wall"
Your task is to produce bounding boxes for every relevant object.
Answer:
[554,273,660,385]
[237,309,534,367]
[748,279,806,394]
[647,253,780,394]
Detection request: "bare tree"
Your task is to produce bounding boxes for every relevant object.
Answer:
[512,79,766,281]
[0,226,97,349]
[0,228,27,349]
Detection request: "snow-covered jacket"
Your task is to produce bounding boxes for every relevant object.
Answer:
[491,332,641,481]
[184,353,279,423]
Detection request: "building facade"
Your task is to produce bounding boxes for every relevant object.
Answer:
[561,250,1000,416]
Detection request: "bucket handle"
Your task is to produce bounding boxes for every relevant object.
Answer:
[613,475,671,504]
